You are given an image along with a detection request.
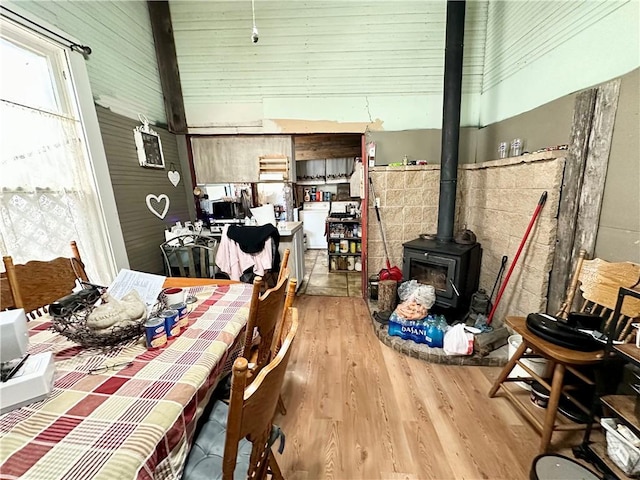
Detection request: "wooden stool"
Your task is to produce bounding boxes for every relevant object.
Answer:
[488,316,605,454]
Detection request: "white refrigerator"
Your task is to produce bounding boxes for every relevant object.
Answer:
[299,202,329,249]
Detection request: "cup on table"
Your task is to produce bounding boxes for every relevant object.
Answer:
[163,287,185,306]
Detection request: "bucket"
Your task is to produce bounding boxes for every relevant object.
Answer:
[507,334,548,390]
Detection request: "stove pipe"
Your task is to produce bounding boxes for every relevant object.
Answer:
[436,0,466,243]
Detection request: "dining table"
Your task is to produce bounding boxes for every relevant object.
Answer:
[0,278,253,480]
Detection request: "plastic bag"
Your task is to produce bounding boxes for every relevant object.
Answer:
[443,324,474,355]
[397,281,436,309]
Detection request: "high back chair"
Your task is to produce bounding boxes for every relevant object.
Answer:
[161,235,218,278]
[183,307,299,480]
[488,250,640,453]
[3,241,88,319]
[1,272,15,311]
[242,274,289,374]
[278,249,290,283]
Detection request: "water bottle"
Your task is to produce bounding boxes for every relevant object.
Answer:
[424,315,436,347]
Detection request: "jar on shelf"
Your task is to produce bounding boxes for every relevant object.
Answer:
[340,240,349,253]
[350,241,356,254]
[330,257,337,270]
[347,257,355,271]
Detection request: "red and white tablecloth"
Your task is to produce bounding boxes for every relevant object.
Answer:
[0,283,253,480]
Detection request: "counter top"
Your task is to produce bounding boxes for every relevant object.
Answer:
[278,221,303,236]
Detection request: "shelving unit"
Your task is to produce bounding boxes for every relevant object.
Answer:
[575,287,640,479]
[326,217,362,272]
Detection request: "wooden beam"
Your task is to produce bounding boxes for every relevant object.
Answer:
[548,89,596,313]
[147,1,187,134]
[570,78,621,271]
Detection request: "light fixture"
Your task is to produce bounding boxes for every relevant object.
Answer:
[251,0,259,43]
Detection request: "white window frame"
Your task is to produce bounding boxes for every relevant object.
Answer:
[1,5,130,277]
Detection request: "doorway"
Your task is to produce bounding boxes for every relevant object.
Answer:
[300,250,362,297]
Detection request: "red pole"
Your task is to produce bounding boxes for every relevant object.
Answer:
[486,191,548,326]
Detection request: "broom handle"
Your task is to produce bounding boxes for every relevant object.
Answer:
[369,177,392,268]
[487,191,547,326]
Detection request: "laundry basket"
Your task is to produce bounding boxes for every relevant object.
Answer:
[602,418,640,476]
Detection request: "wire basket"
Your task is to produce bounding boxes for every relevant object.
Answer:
[49,286,164,349]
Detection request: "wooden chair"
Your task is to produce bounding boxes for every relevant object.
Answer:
[1,272,15,311]
[489,251,640,453]
[183,307,299,480]
[161,235,218,278]
[3,241,88,319]
[243,274,290,373]
[278,249,290,283]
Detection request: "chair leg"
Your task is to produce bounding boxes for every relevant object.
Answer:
[539,363,566,454]
[489,340,528,397]
[277,395,287,416]
[268,453,284,480]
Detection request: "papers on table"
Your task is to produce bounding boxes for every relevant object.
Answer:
[108,269,166,307]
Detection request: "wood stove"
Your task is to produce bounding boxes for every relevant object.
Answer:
[403,238,481,314]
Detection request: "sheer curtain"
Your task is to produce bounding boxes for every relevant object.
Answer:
[0,23,114,286]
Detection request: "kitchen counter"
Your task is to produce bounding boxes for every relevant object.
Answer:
[278,221,305,289]
[277,221,303,236]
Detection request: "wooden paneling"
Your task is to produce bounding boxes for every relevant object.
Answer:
[191,135,292,183]
[97,107,191,274]
[294,134,361,161]
[9,0,165,124]
[171,1,488,103]
[483,1,626,92]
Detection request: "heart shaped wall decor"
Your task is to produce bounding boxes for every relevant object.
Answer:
[146,194,170,219]
[168,170,180,187]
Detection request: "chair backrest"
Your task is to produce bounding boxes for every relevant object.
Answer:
[223,307,299,480]
[242,274,289,372]
[161,235,218,278]
[558,250,640,341]
[273,278,297,356]
[1,272,15,311]
[2,241,88,318]
[278,248,290,283]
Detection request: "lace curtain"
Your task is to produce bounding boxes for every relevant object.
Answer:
[0,100,113,286]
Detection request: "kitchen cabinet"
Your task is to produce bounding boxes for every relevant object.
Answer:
[575,287,640,479]
[327,217,362,272]
[278,221,304,291]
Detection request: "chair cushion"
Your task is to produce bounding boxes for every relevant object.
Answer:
[183,401,252,480]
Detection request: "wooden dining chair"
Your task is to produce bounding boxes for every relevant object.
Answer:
[489,251,640,453]
[161,235,218,278]
[243,274,290,373]
[183,307,299,480]
[1,272,15,311]
[278,249,290,283]
[3,241,88,319]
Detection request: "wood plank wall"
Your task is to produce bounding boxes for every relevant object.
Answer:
[97,107,191,274]
[293,134,361,160]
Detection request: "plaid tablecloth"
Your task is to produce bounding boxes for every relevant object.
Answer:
[0,283,253,480]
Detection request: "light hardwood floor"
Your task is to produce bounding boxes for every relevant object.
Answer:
[274,295,587,480]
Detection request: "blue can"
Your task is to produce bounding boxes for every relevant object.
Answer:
[145,317,167,349]
[160,309,180,338]
[169,302,189,330]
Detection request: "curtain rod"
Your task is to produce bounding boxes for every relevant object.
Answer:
[0,5,91,56]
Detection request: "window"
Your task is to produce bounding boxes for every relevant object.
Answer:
[0,18,116,285]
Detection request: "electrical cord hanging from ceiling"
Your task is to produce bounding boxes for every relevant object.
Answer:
[250,0,259,43]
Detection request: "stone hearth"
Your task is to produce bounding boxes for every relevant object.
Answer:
[368,301,508,367]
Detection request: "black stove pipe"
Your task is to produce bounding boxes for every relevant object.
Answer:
[436,0,466,243]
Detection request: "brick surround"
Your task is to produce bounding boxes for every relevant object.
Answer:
[368,150,565,327]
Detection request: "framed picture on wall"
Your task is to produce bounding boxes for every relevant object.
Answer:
[134,122,165,169]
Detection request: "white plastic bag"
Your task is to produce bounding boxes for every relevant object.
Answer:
[443,324,474,356]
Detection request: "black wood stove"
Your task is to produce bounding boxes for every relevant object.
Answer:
[403,238,481,314]
[402,0,481,320]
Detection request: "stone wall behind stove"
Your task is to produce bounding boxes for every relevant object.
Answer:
[367,150,565,326]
